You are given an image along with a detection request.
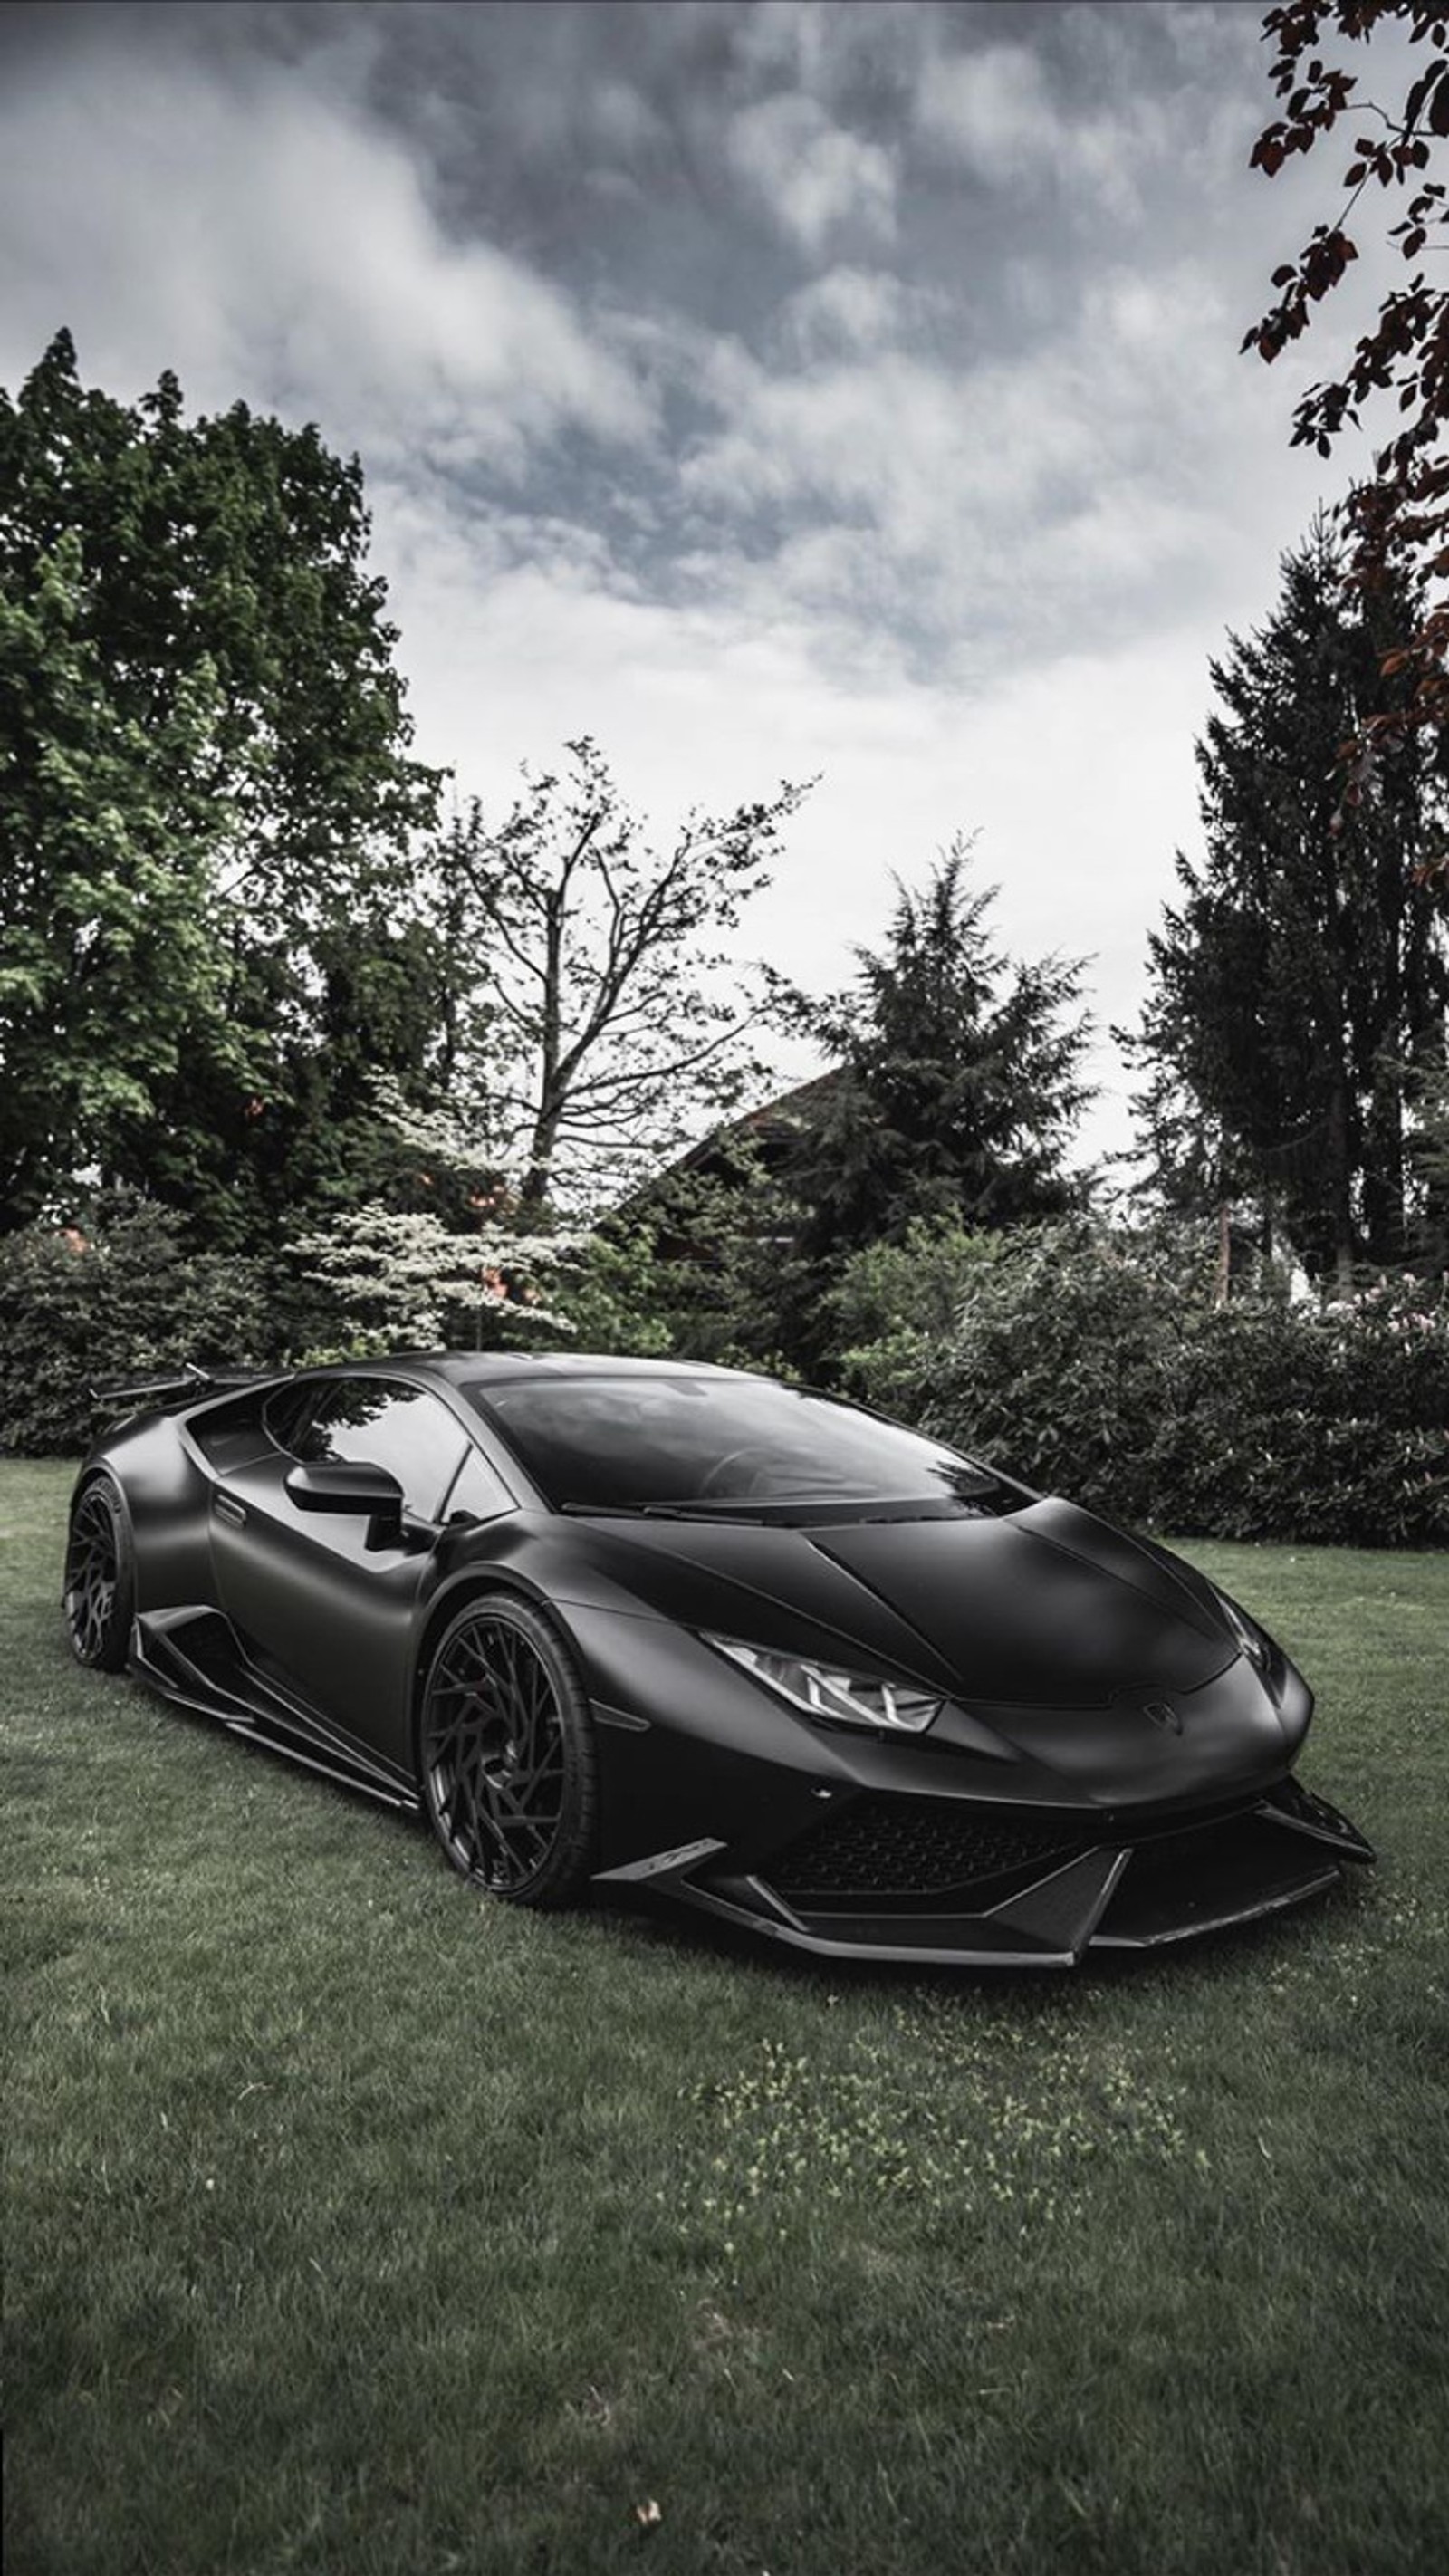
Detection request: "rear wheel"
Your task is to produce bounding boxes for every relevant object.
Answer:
[419,1594,599,1907]
[63,1475,135,1671]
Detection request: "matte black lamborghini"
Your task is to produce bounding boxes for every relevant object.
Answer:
[62,1352,1373,1967]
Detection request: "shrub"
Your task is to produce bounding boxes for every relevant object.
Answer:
[835,1223,1197,1528]
[0,1195,692,1459]
[1152,1291,1449,1545]
[0,1197,273,1456]
[838,1222,1449,1546]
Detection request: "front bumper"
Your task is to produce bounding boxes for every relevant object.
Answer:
[595,1774,1375,1968]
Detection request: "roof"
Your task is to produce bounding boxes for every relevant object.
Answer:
[663,1067,842,1177]
[608,1066,844,1228]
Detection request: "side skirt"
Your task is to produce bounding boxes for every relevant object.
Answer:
[130,1608,419,1813]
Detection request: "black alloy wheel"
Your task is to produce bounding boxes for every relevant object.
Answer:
[419,1594,599,1907]
[63,1475,135,1671]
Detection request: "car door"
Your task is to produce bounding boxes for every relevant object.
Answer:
[208,1373,484,1771]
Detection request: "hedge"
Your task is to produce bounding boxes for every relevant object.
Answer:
[835,1224,1449,1548]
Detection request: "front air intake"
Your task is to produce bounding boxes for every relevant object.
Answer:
[775,1794,1088,1901]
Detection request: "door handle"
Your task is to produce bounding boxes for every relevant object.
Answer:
[213,1494,246,1530]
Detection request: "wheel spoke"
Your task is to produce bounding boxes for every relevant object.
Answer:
[65,1492,120,1664]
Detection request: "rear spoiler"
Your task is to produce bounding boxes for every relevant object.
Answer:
[90,1361,275,1417]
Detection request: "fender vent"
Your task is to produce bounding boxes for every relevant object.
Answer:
[776,1795,1087,1900]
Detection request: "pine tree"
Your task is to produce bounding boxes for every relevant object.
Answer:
[790,838,1092,1265]
[1123,524,1448,1283]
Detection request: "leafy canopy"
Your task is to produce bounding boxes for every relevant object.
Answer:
[0,331,440,1235]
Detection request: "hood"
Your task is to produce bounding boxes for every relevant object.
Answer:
[579,1495,1237,1708]
[809,1498,1237,1705]
[558,1494,1298,1813]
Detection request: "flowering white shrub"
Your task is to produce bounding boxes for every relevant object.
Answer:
[287,1203,582,1354]
[283,1076,603,1353]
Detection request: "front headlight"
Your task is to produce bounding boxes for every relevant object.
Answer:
[1212,1586,1272,1673]
[703,1635,943,1735]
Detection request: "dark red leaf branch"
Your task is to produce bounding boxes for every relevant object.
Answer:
[1243,1,1449,875]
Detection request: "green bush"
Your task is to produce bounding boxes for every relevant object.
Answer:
[0,1205,682,1458]
[837,1222,1449,1546]
[535,1231,674,1358]
[0,1197,273,1456]
[1153,1293,1449,1546]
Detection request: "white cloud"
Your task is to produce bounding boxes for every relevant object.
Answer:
[667,222,1346,680]
[776,265,936,360]
[589,79,668,159]
[916,43,1062,186]
[913,32,1175,223]
[725,93,897,251]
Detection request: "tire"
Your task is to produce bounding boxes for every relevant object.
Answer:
[63,1473,136,1672]
[418,1592,600,1908]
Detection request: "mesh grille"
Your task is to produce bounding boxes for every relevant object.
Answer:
[776,1795,1086,1900]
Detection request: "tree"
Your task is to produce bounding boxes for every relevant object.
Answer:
[0,332,441,1235]
[786,839,1093,1270]
[424,739,809,1216]
[1243,2,1449,792]
[1122,525,1448,1283]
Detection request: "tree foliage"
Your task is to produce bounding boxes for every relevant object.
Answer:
[786,839,1092,1271]
[422,740,808,1216]
[0,528,249,1227]
[0,332,440,1235]
[1124,526,1448,1277]
[1243,2,1449,785]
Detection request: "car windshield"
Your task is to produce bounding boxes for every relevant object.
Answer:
[465,1374,1002,1517]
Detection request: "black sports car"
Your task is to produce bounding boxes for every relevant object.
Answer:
[62,1351,1373,1967]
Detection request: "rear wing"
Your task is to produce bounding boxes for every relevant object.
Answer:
[89,1361,275,1418]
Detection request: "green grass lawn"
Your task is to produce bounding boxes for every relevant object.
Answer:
[5,1456,1447,2576]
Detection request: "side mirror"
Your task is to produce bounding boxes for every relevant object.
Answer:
[284,1458,405,1544]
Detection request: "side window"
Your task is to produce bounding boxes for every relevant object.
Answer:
[264,1384,325,1457]
[303,1380,470,1522]
[440,1446,514,1526]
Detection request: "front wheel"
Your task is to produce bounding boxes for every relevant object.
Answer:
[419,1594,600,1907]
[63,1474,136,1671]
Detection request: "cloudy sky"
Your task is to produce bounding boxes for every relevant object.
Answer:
[1,0,1384,1168]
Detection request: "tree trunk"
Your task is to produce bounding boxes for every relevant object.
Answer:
[522,881,564,1211]
[1214,1199,1232,1307]
[1361,845,1406,1264]
[1362,1072,1404,1266]
[521,1101,561,1212]
[1327,1070,1357,1292]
